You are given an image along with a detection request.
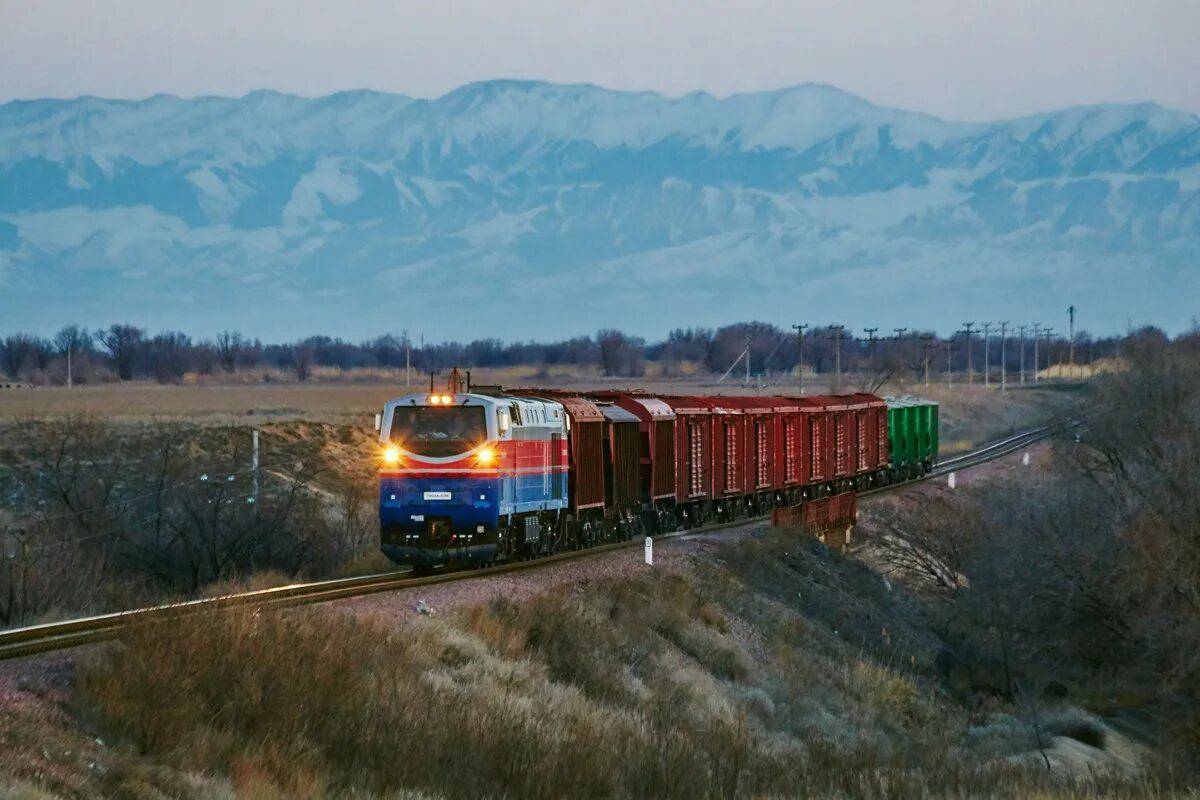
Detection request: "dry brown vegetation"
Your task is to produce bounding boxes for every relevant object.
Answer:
[0,417,380,625]
[57,530,1189,800]
[866,332,1200,762]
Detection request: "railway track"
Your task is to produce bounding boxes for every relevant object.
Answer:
[0,420,1070,661]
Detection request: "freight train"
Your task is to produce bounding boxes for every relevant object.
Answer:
[377,375,938,569]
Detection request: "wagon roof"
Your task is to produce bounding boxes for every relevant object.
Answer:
[713,395,804,412]
[657,395,724,413]
[589,392,676,420]
[598,403,640,424]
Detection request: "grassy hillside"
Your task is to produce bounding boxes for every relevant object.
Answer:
[0,527,1170,799]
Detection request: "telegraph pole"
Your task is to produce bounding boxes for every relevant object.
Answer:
[1068,305,1076,378]
[920,334,934,390]
[1042,327,1055,377]
[961,322,975,385]
[1031,323,1040,382]
[945,338,954,390]
[827,325,845,393]
[863,327,879,372]
[998,321,1009,391]
[1017,324,1027,384]
[403,328,412,387]
[791,324,809,395]
[980,322,992,387]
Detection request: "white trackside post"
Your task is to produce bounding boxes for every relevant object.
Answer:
[252,429,260,503]
[1022,451,1030,467]
[644,536,653,566]
[947,472,956,489]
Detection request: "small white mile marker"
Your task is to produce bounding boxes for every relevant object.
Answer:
[1022,451,1031,466]
[947,472,957,489]
[644,536,654,566]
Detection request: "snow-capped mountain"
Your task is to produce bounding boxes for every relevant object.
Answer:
[1,80,1197,339]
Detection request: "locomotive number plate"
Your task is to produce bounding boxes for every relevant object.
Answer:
[423,491,452,501]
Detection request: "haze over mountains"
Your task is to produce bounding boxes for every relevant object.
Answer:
[1,80,1197,340]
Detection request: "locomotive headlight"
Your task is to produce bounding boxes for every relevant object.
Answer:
[475,446,496,466]
[383,446,402,465]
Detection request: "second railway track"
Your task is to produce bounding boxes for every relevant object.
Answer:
[0,420,1070,661]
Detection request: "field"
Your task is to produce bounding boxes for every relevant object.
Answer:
[0,371,1078,448]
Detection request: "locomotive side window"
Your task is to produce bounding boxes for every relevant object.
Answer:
[390,406,487,457]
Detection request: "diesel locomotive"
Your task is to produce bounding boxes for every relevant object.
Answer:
[377,375,938,569]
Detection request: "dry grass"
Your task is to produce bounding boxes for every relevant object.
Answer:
[65,528,1183,800]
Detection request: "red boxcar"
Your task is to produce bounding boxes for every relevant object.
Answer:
[658,396,714,503]
[591,393,677,503]
[597,402,641,511]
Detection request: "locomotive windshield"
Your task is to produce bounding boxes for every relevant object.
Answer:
[390,406,488,457]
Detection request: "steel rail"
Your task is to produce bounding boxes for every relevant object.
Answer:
[0,421,1070,661]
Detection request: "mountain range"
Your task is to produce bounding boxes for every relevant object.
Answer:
[1,79,1198,340]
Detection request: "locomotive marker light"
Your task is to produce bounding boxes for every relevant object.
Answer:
[383,446,402,465]
[644,536,653,566]
[475,446,496,466]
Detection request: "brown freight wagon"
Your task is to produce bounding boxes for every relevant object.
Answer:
[716,396,786,495]
[845,393,889,476]
[589,393,676,504]
[699,397,744,499]
[598,402,641,512]
[795,396,835,487]
[658,395,715,511]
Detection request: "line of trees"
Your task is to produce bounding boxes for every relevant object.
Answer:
[0,321,1153,385]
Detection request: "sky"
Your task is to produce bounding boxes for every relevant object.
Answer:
[2,0,1199,120]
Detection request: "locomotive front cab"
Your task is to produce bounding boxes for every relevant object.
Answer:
[378,393,508,568]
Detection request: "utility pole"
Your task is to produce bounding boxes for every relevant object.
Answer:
[920,334,934,390]
[1042,327,1055,378]
[863,327,879,376]
[980,322,992,387]
[1068,305,1076,379]
[892,328,908,389]
[945,338,954,390]
[1017,324,1028,384]
[961,322,975,385]
[65,345,73,388]
[827,325,845,394]
[791,324,809,395]
[405,333,411,388]
[1031,323,1040,382]
[998,321,1009,391]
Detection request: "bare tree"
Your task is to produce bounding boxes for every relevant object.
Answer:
[0,334,36,379]
[95,324,145,381]
[216,330,245,373]
[292,342,315,382]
